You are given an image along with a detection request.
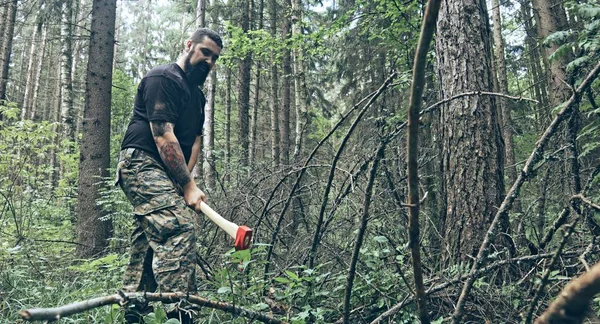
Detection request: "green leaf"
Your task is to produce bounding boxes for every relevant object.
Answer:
[373,236,389,243]
[217,286,232,294]
[275,277,291,284]
[285,270,299,281]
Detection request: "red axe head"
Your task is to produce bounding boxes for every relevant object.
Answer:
[235,226,253,250]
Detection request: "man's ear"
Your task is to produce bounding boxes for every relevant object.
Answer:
[185,40,193,52]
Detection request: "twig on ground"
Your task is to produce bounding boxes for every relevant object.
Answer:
[19,292,287,324]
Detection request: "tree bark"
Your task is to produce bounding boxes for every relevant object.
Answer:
[491,0,518,190]
[280,0,292,166]
[196,0,206,27]
[237,0,252,167]
[269,0,280,167]
[22,21,43,120]
[60,0,76,144]
[291,0,307,162]
[0,0,17,102]
[249,0,264,166]
[76,0,117,257]
[225,67,232,183]
[31,24,47,121]
[436,0,506,265]
[203,69,217,190]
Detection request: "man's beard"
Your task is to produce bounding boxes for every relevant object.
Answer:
[184,58,210,87]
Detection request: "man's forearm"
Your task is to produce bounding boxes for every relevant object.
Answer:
[151,122,192,188]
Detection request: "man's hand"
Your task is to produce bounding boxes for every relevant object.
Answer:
[183,181,207,213]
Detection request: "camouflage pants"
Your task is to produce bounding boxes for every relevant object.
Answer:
[116,148,198,297]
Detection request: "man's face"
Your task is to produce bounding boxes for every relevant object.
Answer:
[183,37,222,86]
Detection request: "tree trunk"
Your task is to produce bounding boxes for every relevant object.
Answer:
[0,0,17,102]
[280,0,292,166]
[249,0,264,166]
[51,61,62,188]
[196,0,206,27]
[269,0,280,167]
[203,69,217,190]
[225,68,232,183]
[61,0,75,143]
[22,21,43,120]
[76,0,117,257]
[531,0,570,108]
[291,0,307,162]
[491,0,518,189]
[238,0,251,167]
[436,0,506,265]
[521,0,550,129]
[31,25,47,121]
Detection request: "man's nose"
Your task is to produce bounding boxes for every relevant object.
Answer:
[205,57,214,67]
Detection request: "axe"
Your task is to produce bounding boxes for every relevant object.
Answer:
[199,202,253,250]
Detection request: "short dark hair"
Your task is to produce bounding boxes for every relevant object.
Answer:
[189,28,223,49]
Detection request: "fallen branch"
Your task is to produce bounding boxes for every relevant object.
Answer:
[19,292,287,324]
[535,261,600,323]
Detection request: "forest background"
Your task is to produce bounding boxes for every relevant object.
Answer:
[1,0,600,321]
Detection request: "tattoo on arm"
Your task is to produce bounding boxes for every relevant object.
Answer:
[159,141,192,187]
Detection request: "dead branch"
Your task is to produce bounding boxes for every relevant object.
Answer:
[405,0,441,322]
[535,261,600,324]
[342,141,386,323]
[19,292,287,324]
[573,194,600,212]
[451,60,600,324]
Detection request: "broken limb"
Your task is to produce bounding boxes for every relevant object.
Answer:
[535,261,600,323]
[19,292,287,324]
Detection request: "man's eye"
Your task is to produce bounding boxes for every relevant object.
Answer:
[201,49,211,56]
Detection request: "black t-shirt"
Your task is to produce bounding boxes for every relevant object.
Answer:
[121,63,205,163]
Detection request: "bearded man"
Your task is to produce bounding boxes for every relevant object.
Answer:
[115,28,222,324]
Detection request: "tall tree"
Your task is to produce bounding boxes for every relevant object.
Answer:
[237,0,252,167]
[249,0,264,166]
[491,0,518,188]
[291,0,307,162]
[203,66,217,190]
[436,0,506,264]
[60,0,76,143]
[280,0,292,166]
[269,0,280,166]
[0,0,17,102]
[76,0,117,257]
[22,20,45,120]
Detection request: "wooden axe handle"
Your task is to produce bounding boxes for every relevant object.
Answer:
[199,201,238,240]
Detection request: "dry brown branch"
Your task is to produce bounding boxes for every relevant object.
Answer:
[573,194,600,212]
[405,0,441,321]
[19,292,287,324]
[535,261,600,324]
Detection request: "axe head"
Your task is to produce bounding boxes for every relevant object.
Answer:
[235,226,253,250]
